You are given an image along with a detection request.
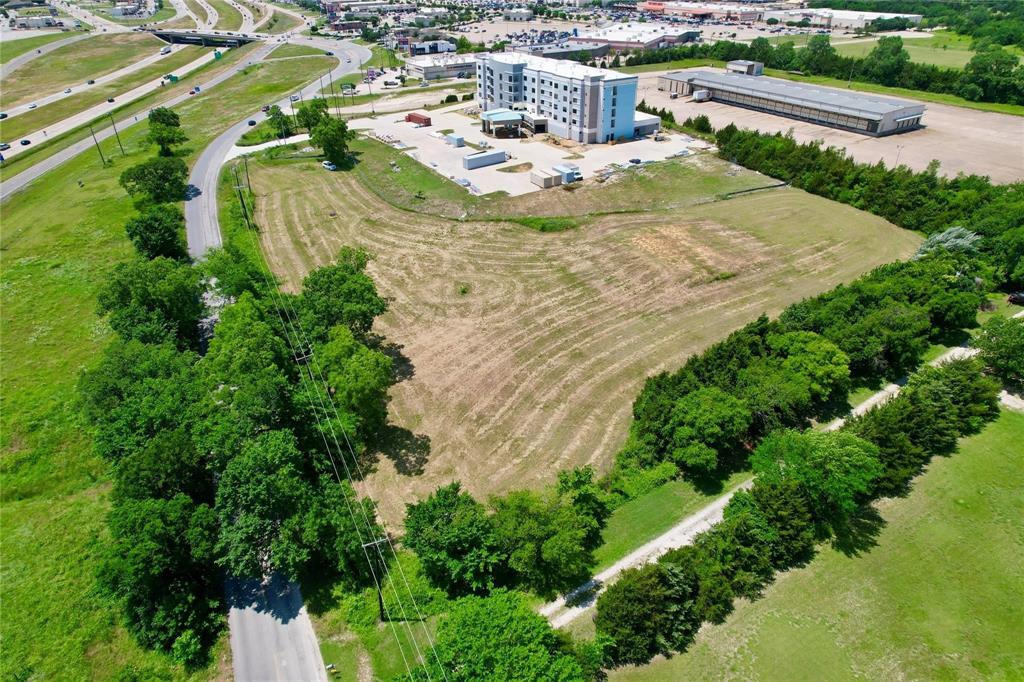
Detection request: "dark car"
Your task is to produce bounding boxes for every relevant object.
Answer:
[87,79,95,84]
[629,158,641,164]
[324,50,334,56]
[107,97,115,103]
[261,104,270,112]
[247,119,257,126]
[20,139,31,146]
[0,143,10,151]
[1009,292,1024,305]
[0,113,6,120]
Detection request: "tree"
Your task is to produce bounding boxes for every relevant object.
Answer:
[296,97,330,132]
[78,340,198,462]
[192,293,294,470]
[863,36,910,86]
[408,590,586,681]
[119,156,188,204]
[214,430,315,579]
[666,386,751,473]
[770,331,850,404]
[97,494,222,654]
[200,243,269,299]
[266,105,293,139]
[914,226,981,259]
[148,107,181,128]
[594,564,671,666]
[556,466,611,549]
[317,325,393,442]
[147,122,188,157]
[747,479,815,568]
[311,117,353,167]
[404,482,504,595]
[113,427,213,504]
[974,315,1024,386]
[124,204,189,261]
[96,256,204,348]
[751,430,882,532]
[799,34,839,74]
[299,247,388,342]
[491,489,596,598]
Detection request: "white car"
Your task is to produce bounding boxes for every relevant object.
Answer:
[322,161,337,171]
[28,103,38,109]
[64,88,72,94]
[289,94,300,102]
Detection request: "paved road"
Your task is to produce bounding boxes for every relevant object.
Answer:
[0,32,93,80]
[3,42,195,118]
[184,36,369,257]
[54,0,131,34]
[0,40,274,201]
[539,478,754,628]
[228,575,328,682]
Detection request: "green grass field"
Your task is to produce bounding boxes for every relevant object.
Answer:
[185,0,208,25]
[107,4,177,25]
[269,42,327,59]
[1,33,164,109]
[256,9,301,33]
[0,32,82,64]
[0,46,208,141]
[208,0,242,30]
[832,33,1022,69]
[0,55,337,681]
[612,408,1024,681]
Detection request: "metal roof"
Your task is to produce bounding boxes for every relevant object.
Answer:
[665,70,925,120]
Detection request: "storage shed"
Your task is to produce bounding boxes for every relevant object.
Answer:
[445,134,465,147]
[463,149,508,170]
[405,112,431,126]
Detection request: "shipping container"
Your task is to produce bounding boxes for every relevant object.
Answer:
[463,149,508,170]
[405,112,431,126]
[445,134,464,147]
[530,169,561,188]
[693,89,712,102]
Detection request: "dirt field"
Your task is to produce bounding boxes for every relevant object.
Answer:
[246,148,920,525]
[637,70,1024,183]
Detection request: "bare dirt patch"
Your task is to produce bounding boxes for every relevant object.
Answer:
[246,156,920,525]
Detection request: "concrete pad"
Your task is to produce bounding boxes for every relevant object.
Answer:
[350,105,703,197]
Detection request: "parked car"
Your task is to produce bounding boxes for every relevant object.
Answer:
[322,160,337,171]
[1009,292,1024,305]
[247,119,257,126]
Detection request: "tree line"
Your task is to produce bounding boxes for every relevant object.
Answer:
[625,34,1024,105]
[81,110,394,667]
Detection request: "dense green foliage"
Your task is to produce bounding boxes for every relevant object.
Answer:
[119,156,189,204]
[311,116,354,166]
[973,315,1024,386]
[124,204,189,261]
[403,467,611,600]
[627,33,1024,104]
[147,107,188,157]
[597,358,1000,667]
[406,590,590,681]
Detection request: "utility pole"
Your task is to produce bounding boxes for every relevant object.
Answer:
[243,155,252,193]
[362,536,390,622]
[107,112,125,156]
[88,124,107,166]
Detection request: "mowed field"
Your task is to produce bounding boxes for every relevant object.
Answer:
[0,32,163,108]
[612,409,1024,681]
[246,141,921,524]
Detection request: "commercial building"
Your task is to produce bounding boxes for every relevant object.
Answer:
[475,52,659,143]
[726,59,763,76]
[658,70,925,136]
[570,23,700,52]
[406,53,477,80]
[640,2,763,22]
[762,8,923,29]
[409,39,456,55]
[413,7,449,26]
[511,41,610,61]
[503,7,533,21]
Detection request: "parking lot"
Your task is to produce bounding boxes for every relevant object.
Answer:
[348,104,708,196]
[637,70,1024,183]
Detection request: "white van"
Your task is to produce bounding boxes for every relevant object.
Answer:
[160,45,172,55]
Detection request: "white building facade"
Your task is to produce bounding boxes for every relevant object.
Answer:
[475,52,647,143]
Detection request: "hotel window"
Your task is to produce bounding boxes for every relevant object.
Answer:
[612,86,617,96]
[610,119,615,127]
[612,97,617,106]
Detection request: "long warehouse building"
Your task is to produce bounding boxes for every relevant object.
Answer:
[659,70,925,136]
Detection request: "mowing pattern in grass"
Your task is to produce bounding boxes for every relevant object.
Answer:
[0,46,208,141]
[0,55,337,681]
[612,409,1024,681]
[1,32,164,109]
[0,32,81,64]
[256,9,301,34]
[208,0,242,30]
[244,141,920,525]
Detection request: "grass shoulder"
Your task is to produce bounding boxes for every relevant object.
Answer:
[0,31,81,64]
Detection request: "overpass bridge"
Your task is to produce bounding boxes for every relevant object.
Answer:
[149,29,260,48]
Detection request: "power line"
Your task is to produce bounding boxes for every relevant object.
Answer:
[229,167,446,678]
